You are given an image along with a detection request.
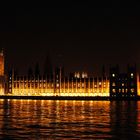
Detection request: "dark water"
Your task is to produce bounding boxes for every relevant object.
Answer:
[0,100,140,139]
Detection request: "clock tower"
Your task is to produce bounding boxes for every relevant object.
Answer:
[0,49,4,76]
[0,49,5,94]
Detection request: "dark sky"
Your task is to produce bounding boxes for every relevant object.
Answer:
[0,2,140,75]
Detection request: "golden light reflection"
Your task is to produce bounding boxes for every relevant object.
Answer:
[0,99,113,139]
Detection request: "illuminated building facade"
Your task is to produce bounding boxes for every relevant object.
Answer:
[0,48,139,98]
[7,67,109,97]
[110,65,138,98]
[0,49,5,95]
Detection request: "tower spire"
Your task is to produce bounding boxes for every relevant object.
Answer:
[0,48,4,76]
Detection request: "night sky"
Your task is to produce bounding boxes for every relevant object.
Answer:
[0,2,140,75]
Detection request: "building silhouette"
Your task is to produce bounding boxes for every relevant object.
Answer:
[0,49,139,99]
[110,65,138,99]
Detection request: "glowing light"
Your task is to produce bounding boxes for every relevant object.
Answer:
[131,73,134,78]
[112,74,115,77]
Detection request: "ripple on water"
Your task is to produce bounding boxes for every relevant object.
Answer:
[0,100,140,139]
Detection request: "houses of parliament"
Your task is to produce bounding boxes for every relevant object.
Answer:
[0,49,139,99]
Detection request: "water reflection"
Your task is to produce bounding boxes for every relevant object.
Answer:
[0,99,140,139]
[110,101,140,139]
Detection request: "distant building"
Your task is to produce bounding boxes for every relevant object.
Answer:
[6,66,109,97]
[110,65,138,99]
[0,49,139,99]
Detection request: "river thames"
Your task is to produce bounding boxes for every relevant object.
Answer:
[0,99,140,139]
